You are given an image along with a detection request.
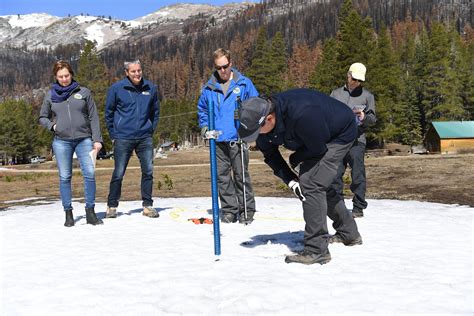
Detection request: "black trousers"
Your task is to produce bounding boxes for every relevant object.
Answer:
[333,142,368,210]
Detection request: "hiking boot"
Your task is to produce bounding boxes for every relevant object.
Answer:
[105,206,117,218]
[142,206,159,218]
[352,207,364,218]
[329,233,363,246]
[239,212,254,225]
[285,250,331,265]
[64,209,74,227]
[221,212,237,223]
[85,207,103,225]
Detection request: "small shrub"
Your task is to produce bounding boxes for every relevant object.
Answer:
[156,180,162,190]
[276,182,289,191]
[162,174,173,190]
[21,174,36,181]
[343,174,351,184]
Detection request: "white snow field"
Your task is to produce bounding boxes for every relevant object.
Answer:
[1,197,472,315]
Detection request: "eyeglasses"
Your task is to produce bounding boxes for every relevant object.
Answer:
[215,63,230,71]
[349,75,363,83]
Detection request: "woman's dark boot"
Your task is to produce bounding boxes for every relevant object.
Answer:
[64,209,74,227]
[86,207,103,225]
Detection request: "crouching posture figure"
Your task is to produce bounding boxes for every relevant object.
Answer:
[238,89,363,265]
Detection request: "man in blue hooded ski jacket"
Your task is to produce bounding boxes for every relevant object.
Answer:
[197,48,258,224]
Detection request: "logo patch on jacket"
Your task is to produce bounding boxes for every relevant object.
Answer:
[142,91,150,95]
[233,87,241,94]
[74,93,83,99]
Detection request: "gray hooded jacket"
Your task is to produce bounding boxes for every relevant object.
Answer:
[39,86,103,143]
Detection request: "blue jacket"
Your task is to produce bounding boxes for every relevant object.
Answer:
[105,77,160,140]
[197,69,258,142]
[256,88,357,184]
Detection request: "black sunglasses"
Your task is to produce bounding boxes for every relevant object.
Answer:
[215,63,230,71]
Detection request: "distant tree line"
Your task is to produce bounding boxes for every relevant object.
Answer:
[0,0,472,163]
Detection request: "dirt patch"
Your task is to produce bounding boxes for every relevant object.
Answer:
[1,147,473,209]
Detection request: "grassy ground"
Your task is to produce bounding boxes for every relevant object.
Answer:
[1,147,473,210]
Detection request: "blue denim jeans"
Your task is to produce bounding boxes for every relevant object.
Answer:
[52,137,95,211]
[107,137,154,208]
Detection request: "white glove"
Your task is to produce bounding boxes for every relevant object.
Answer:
[289,180,306,201]
[204,130,222,139]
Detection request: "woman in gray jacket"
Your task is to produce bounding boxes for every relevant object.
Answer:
[39,60,103,227]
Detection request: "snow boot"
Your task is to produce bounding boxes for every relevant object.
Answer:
[239,212,254,225]
[352,207,364,218]
[64,209,74,227]
[285,250,331,265]
[329,233,363,246]
[86,207,103,225]
[221,212,237,223]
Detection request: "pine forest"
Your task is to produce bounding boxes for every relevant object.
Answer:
[0,0,472,163]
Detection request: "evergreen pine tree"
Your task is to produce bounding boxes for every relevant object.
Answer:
[396,74,422,145]
[451,27,473,120]
[433,25,466,121]
[246,27,274,96]
[397,28,423,145]
[335,0,374,82]
[367,25,403,144]
[76,40,111,148]
[412,28,430,135]
[268,31,287,92]
[309,38,338,94]
[421,22,452,122]
[0,99,38,163]
[464,38,474,119]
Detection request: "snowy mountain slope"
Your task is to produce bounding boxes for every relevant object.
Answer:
[0,3,254,50]
[135,3,249,25]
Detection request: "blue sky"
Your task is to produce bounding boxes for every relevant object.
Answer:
[0,0,256,20]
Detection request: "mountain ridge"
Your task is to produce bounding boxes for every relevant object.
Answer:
[0,2,256,50]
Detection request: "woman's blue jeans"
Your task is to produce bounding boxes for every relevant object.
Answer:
[52,137,96,211]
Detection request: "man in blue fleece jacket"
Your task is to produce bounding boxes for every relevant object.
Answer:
[105,59,160,219]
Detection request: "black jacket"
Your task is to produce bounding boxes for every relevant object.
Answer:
[256,88,357,184]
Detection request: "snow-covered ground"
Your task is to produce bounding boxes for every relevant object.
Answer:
[1,197,472,315]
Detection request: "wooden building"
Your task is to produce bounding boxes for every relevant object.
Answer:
[425,121,474,154]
